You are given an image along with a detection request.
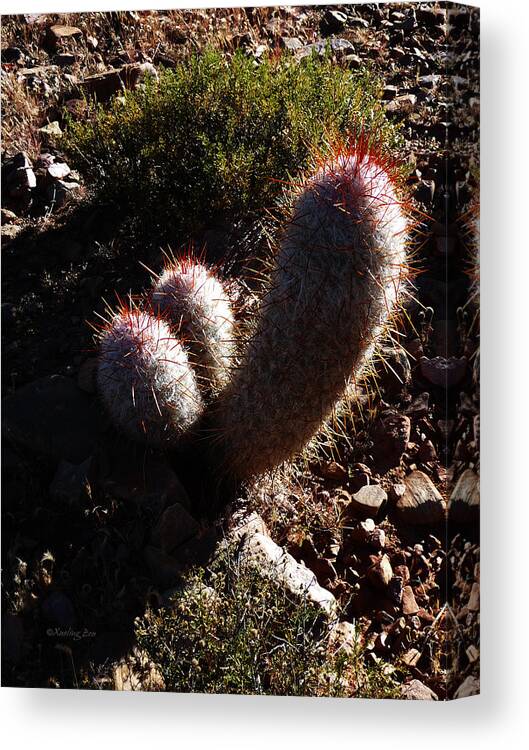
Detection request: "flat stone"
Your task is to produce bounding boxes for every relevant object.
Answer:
[449,469,479,523]
[2,375,101,463]
[48,24,83,41]
[396,470,445,525]
[350,485,387,518]
[150,503,199,554]
[401,679,438,700]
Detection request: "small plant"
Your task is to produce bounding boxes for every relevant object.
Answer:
[152,251,235,395]
[134,553,400,697]
[96,303,203,446]
[64,47,400,244]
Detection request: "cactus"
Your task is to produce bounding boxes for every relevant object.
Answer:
[210,143,409,480]
[97,304,203,447]
[152,253,235,395]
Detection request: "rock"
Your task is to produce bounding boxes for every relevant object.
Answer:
[420,356,467,388]
[151,503,200,554]
[5,151,36,197]
[386,94,417,114]
[2,375,101,463]
[47,24,83,43]
[372,412,411,472]
[38,121,63,138]
[281,37,304,52]
[238,531,337,616]
[367,554,393,589]
[375,345,412,396]
[449,469,479,523]
[81,63,158,102]
[55,53,77,66]
[1,224,23,244]
[320,9,347,36]
[296,38,354,60]
[47,178,80,207]
[454,675,480,699]
[1,208,19,223]
[406,392,430,418]
[396,470,445,525]
[401,679,438,700]
[401,585,420,615]
[47,161,71,180]
[402,648,421,667]
[350,485,387,519]
[144,545,181,588]
[113,648,165,691]
[50,457,93,504]
[316,460,347,482]
[467,582,479,612]
[228,511,268,543]
[466,644,479,664]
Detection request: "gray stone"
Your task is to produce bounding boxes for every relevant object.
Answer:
[238,530,337,616]
[401,679,438,700]
[350,484,387,518]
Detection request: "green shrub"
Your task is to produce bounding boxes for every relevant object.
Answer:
[64,47,400,244]
[134,552,399,698]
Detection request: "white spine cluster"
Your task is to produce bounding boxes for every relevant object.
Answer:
[153,262,235,394]
[97,310,203,447]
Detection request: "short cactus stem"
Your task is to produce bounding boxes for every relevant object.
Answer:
[152,253,235,395]
[212,143,410,479]
[97,305,203,447]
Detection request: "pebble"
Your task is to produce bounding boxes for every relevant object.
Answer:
[350,484,387,518]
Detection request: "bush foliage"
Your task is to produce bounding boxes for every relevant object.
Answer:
[65,48,400,242]
[134,552,400,698]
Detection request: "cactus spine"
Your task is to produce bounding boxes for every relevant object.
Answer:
[152,256,235,395]
[211,145,409,479]
[97,306,203,447]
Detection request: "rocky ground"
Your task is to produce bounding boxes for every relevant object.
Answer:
[1,4,479,698]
